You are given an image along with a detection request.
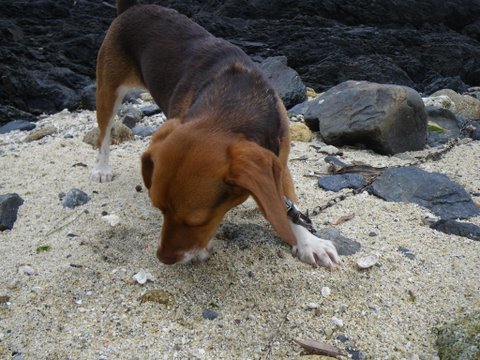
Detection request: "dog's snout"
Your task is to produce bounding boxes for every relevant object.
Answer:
[157,254,178,265]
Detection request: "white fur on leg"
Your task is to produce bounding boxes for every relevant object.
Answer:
[290,220,341,269]
[91,128,113,182]
[90,86,130,182]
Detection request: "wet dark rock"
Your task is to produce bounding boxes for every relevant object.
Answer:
[202,308,220,320]
[314,81,427,155]
[369,167,480,220]
[470,124,480,140]
[0,193,24,231]
[318,174,366,192]
[79,83,96,110]
[315,228,361,256]
[0,120,36,134]
[257,56,306,109]
[422,75,469,96]
[62,188,90,209]
[430,219,480,241]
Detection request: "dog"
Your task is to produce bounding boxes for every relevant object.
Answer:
[91,0,340,269]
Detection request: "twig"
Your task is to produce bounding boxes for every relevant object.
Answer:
[262,305,291,359]
[46,210,87,237]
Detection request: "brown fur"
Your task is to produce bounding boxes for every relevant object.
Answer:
[97,2,299,263]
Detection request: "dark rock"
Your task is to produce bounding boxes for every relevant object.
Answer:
[202,308,220,320]
[62,188,90,209]
[430,219,480,241]
[323,156,350,168]
[397,246,416,260]
[121,106,143,129]
[132,126,157,138]
[368,231,377,237]
[422,75,469,95]
[257,56,306,109]
[141,104,161,117]
[470,124,480,140]
[314,81,427,155]
[425,106,462,147]
[79,83,96,110]
[315,228,361,256]
[2,0,480,123]
[0,120,36,134]
[0,193,24,231]
[122,89,144,104]
[369,167,480,220]
[435,311,480,360]
[318,174,366,192]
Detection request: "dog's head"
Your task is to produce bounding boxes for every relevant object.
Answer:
[141,119,296,265]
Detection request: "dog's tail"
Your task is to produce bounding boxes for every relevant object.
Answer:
[117,0,139,16]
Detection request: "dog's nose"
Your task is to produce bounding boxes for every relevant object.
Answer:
[158,255,178,265]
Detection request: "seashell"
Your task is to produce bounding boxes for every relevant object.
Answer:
[132,269,155,285]
[356,254,379,269]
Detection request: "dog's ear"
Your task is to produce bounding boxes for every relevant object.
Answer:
[141,119,180,190]
[225,141,297,246]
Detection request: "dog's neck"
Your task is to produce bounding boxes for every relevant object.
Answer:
[184,63,284,155]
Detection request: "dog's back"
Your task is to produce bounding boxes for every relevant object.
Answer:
[103,1,284,154]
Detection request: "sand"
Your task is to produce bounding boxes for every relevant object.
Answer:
[0,107,479,359]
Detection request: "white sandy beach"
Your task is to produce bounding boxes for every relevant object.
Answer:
[0,108,479,359]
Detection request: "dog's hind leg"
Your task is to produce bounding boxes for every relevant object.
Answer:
[91,36,142,182]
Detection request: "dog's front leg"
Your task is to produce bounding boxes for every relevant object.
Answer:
[290,220,340,269]
[285,199,341,269]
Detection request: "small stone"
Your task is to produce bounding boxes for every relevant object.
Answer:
[83,122,134,147]
[24,125,57,142]
[289,121,313,142]
[62,188,90,209]
[0,120,36,134]
[140,289,175,307]
[102,214,121,227]
[132,269,155,285]
[132,125,156,138]
[121,106,143,129]
[202,308,220,320]
[0,293,10,303]
[331,316,344,327]
[356,254,379,269]
[18,265,35,275]
[368,231,378,237]
[0,193,24,231]
[321,286,331,297]
[319,145,340,155]
[307,302,320,309]
[135,185,143,192]
[141,104,161,116]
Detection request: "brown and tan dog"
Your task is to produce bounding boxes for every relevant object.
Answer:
[92,0,340,268]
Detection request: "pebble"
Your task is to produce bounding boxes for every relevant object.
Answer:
[0,193,24,231]
[331,316,344,327]
[102,214,121,227]
[356,254,379,269]
[0,293,10,303]
[24,126,57,142]
[61,188,90,209]
[140,289,175,307]
[319,145,340,155]
[132,269,155,285]
[202,308,220,320]
[0,120,35,134]
[18,265,35,275]
[321,286,331,297]
[307,302,320,309]
[132,125,156,138]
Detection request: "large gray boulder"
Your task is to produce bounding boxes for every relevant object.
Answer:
[314,81,427,154]
[258,56,306,109]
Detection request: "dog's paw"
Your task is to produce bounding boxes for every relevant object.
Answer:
[90,167,112,182]
[291,228,341,269]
